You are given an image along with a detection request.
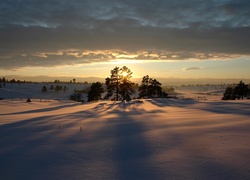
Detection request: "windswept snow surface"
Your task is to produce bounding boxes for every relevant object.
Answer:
[0,99,250,180]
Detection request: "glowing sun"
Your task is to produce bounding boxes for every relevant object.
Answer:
[122,71,128,77]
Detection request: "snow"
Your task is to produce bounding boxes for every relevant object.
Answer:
[0,84,250,179]
[0,83,89,100]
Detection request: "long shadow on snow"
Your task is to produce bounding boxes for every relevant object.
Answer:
[198,101,250,116]
[96,102,168,180]
[0,115,67,179]
[0,102,82,115]
[147,98,250,116]
[0,109,108,179]
[0,101,128,179]
[2,100,249,179]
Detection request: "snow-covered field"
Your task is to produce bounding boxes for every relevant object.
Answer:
[1,83,250,179]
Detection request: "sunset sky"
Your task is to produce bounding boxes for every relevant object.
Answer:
[0,0,250,81]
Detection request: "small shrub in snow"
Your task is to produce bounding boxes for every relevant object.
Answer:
[69,92,82,102]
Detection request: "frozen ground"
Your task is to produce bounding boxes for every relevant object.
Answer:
[0,83,250,179]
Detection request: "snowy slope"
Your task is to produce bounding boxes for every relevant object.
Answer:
[0,83,89,100]
[0,98,250,179]
[0,82,229,101]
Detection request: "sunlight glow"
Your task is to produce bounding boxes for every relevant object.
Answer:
[122,71,128,77]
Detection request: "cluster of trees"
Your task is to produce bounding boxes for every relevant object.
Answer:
[104,66,135,101]
[138,75,166,98]
[42,85,67,93]
[85,66,166,102]
[54,79,88,84]
[222,81,250,100]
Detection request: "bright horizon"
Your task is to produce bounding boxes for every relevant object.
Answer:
[1,59,250,82]
[0,1,250,82]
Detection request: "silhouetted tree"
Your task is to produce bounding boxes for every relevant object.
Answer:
[138,75,150,98]
[111,66,121,101]
[119,80,135,101]
[105,66,135,101]
[119,66,134,101]
[55,86,63,92]
[87,82,104,102]
[248,84,250,98]
[55,86,59,92]
[10,79,16,83]
[148,79,162,98]
[2,77,6,82]
[42,85,48,93]
[49,85,54,90]
[54,79,59,83]
[139,75,162,98]
[222,87,235,100]
[234,81,248,100]
[222,81,248,100]
[104,77,113,100]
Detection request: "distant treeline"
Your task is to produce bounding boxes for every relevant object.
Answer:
[0,77,90,84]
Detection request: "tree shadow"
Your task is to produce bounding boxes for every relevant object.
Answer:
[96,102,170,179]
[147,98,250,116]
[198,101,250,116]
[0,115,66,179]
[1,100,250,179]
[0,102,82,115]
[193,161,250,180]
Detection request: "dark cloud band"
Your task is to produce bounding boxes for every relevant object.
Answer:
[0,0,250,69]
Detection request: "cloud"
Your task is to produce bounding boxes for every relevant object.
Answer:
[183,67,202,71]
[0,0,250,69]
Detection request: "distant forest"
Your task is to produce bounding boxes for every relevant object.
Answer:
[1,66,250,101]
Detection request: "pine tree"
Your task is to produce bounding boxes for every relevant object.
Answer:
[138,75,150,98]
[119,66,134,101]
[222,87,235,100]
[148,79,162,98]
[104,77,113,99]
[139,75,162,98]
[87,82,104,102]
[42,85,48,93]
[234,81,248,100]
[105,66,135,101]
[49,85,54,90]
[222,81,249,100]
